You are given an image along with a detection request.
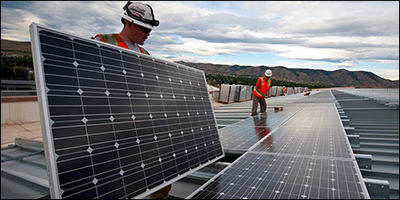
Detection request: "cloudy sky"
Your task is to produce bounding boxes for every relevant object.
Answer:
[2,1,399,80]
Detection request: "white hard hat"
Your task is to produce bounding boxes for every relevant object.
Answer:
[265,69,272,77]
[120,1,159,30]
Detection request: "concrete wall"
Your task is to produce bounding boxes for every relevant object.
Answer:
[1,101,40,125]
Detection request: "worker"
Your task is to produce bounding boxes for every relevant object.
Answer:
[281,86,286,96]
[91,2,171,199]
[91,1,159,55]
[251,69,272,116]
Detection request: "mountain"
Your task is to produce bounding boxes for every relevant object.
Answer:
[1,39,32,57]
[177,61,399,88]
[1,39,398,88]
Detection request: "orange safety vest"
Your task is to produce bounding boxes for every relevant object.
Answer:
[253,77,271,98]
[91,34,150,55]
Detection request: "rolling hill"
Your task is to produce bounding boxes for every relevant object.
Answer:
[177,62,399,88]
[1,39,398,88]
[1,39,32,57]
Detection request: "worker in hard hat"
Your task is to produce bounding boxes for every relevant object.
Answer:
[282,86,286,96]
[251,69,272,116]
[91,1,159,55]
[92,2,171,199]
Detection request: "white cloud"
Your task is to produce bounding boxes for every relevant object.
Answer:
[1,6,42,40]
[160,54,205,63]
[332,61,356,68]
[378,69,400,81]
[277,46,357,61]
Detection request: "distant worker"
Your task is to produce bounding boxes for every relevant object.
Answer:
[281,86,286,96]
[91,2,171,199]
[251,69,272,116]
[91,1,159,55]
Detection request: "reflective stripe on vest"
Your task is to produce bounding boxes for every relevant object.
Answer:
[137,45,150,55]
[253,77,271,98]
[99,34,129,49]
[253,87,263,98]
[93,34,149,55]
[253,77,264,98]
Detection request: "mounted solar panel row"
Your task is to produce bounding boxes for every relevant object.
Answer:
[248,101,353,159]
[292,103,339,117]
[188,152,368,199]
[250,126,353,159]
[189,90,370,199]
[219,105,304,152]
[294,90,336,103]
[30,23,224,199]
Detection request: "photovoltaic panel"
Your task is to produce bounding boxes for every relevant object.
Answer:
[219,106,303,152]
[29,23,224,199]
[294,91,336,104]
[292,103,338,117]
[282,103,343,128]
[219,125,270,153]
[188,152,369,199]
[282,116,343,128]
[188,90,370,199]
[250,126,353,159]
[235,107,304,127]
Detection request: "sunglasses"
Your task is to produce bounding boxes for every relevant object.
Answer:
[139,26,152,34]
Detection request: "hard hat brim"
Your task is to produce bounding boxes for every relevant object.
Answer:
[119,14,155,30]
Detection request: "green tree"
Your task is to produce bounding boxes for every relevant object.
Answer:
[1,55,34,80]
[14,67,30,80]
[1,65,15,80]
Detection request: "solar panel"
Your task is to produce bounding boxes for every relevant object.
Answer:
[188,90,370,199]
[294,91,335,104]
[188,152,369,199]
[282,116,343,128]
[219,125,271,153]
[236,107,304,127]
[30,23,224,199]
[219,106,304,152]
[292,103,338,117]
[250,126,353,159]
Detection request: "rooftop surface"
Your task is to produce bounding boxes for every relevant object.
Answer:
[2,89,399,199]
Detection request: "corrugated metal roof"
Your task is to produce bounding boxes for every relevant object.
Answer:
[1,138,49,199]
[332,89,399,199]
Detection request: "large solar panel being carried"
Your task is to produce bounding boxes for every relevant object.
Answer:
[29,23,224,199]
